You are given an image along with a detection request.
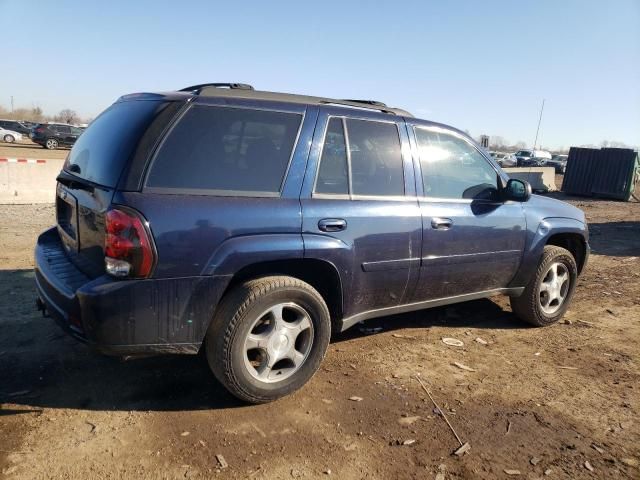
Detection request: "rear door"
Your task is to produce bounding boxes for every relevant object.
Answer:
[408,125,527,301]
[300,108,421,322]
[56,99,177,278]
[54,125,71,144]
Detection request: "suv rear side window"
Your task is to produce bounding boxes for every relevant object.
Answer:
[146,105,302,195]
[415,127,499,200]
[314,117,404,197]
[348,119,404,196]
[315,118,348,195]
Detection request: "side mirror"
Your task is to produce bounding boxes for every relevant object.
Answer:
[505,178,531,202]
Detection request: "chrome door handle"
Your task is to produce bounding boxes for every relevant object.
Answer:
[431,217,453,230]
[318,218,347,232]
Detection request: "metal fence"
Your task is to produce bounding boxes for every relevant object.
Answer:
[562,147,639,201]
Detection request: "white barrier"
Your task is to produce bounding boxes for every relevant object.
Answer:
[503,167,557,192]
[0,157,63,204]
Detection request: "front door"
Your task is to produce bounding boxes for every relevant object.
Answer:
[300,108,422,322]
[409,125,527,301]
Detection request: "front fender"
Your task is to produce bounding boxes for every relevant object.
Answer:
[508,217,588,288]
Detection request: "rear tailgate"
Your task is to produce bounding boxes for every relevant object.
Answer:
[55,181,114,277]
[56,99,176,278]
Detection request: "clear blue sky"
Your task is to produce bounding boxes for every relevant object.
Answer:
[1,0,638,149]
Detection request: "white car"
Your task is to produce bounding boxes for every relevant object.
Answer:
[0,127,22,143]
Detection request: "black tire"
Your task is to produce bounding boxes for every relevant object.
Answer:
[45,138,58,150]
[3,134,15,143]
[510,245,577,327]
[206,276,331,404]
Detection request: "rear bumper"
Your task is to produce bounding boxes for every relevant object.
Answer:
[35,227,231,355]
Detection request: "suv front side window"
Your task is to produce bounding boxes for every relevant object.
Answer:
[314,117,404,197]
[415,127,499,201]
[146,105,302,195]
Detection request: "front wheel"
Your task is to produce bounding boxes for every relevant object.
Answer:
[510,245,578,327]
[45,138,59,149]
[3,134,15,143]
[206,276,331,403]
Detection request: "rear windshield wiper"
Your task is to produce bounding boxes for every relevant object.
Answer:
[56,170,102,193]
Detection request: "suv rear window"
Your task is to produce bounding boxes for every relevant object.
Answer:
[64,100,169,187]
[146,105,302,195]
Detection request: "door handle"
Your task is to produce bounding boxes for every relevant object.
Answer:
[318,218,347,232]
[431,217,453,230]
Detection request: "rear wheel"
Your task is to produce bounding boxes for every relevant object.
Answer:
[206,276,331,403]
[510,245,577,326]
[45,138,58,149]
[3,134,15,143]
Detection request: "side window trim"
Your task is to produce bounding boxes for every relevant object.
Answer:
[313,114,408,200]
[343,117,353,196]
[413,125,503,203]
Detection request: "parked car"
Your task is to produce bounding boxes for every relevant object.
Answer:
[0,127,22,143]
[520,156,549,167]
[514,149,552,166]
[493,152,517,167]
[0,119,32,136]
[35,83,589,403]
[30,123,84,149]
[547,154,568,173]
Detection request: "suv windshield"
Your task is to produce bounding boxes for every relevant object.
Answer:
[64,100,168,187]
[515,150,531,156]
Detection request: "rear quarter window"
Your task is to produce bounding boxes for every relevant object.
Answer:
[145,105,302,195]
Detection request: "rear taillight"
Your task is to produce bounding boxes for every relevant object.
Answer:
[104,207,155,278]
[35,127,44,133]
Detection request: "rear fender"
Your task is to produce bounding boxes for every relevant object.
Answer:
[202,234,304,276]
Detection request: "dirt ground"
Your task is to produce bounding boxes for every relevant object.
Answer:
[0,141,69,161]
[0,181,638,479]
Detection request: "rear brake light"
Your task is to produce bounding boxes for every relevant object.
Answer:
[104,207,155,278]
[35,127,44,133]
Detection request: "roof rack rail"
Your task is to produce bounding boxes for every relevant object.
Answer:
[179,83,254,94]
[342,99,388,108]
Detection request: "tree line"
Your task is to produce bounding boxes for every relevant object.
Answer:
[0,105,91,125]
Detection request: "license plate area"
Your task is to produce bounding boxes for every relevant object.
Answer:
[56,184,79,252]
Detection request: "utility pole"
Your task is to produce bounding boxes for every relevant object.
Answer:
[533,98,545,149]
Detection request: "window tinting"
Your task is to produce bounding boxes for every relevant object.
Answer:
[346,119,404,196]
[65,100,168,187]
[147,106,302,193]
[415,128,499,200]
[315,118,348,194]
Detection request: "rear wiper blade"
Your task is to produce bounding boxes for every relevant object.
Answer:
[56,171,96,193]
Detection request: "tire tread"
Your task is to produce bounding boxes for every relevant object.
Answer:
[207,276,329,404]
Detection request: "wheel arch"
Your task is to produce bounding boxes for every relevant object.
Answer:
[545,232,587,274]
[216,258,344,335]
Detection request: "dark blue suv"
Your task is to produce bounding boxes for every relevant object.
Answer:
[35,83,589,403]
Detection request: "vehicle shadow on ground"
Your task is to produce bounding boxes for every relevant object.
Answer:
[586,221,640,257]
[0,269,527,413]
[0,269,241,413]
[334,297,526,344]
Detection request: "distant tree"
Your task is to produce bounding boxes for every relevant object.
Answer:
[600,140,610,148]
[30,107,44,122]
[515,141,526,149]
[55,109,78,124]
